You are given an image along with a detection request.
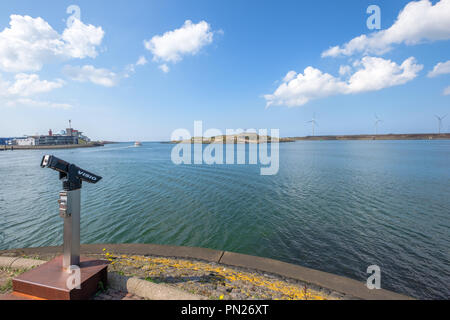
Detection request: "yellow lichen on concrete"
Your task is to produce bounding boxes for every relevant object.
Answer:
[104,251,336,300]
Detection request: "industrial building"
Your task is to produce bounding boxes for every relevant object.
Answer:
[14,135,78,146]
[4,121,90,146]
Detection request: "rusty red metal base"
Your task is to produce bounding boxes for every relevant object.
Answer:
[12,256,108,300]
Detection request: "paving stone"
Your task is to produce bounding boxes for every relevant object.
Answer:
[92,288,145,300]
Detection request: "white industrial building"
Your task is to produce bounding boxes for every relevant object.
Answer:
[10,122,93,146]
[13,135,78,146]
[14,137,37,146]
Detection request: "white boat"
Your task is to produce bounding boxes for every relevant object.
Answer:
[134,141,142,147]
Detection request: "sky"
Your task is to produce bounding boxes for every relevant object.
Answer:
[0,0,449,141]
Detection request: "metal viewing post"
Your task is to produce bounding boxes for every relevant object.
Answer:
[40,155,102,270]
[11,155,107,300]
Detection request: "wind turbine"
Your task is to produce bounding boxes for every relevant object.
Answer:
[307,114,318,136]
[435,114,447,134]
[374,114,383,135]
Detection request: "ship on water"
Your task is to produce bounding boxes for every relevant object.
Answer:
[134,141,142,147]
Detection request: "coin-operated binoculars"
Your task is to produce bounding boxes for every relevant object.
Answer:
[41,155,102,270]
[10,156,106,300]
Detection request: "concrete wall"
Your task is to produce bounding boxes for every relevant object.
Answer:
[0,243,413,300]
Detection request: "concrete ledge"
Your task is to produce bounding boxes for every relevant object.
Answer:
[0,244,223,263]
[81,243,223,263]
[0,256,46,270]
[219,251,412,300]
[0,246,64,257]
[0,244,413,300]
[108,273,205,300]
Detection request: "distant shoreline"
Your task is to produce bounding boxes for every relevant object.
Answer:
[0,142,107,150]
[166,133,450,144]
[169,134,295,144]
[290,133,450,141]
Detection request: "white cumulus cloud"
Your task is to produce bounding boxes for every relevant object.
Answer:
[0,73,69,109]
[124,56,148,77]
[159,64,169,73]
[322,0,450,57]
[136,56,148,66]
[283,71,297,82]
[63,65,119,87]
[7,73,64,96]
[265,68,348,107]
[347,57,423,92]
[144,20,214,71]
[0,73,65,97]
[443,85,450,95]
[61,19,104,59]
[428,60,450,77]
[264,56,423,107]
[0,15,104,72]
[339,65,352,76]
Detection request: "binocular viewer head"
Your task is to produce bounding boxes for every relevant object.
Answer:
[41,155,102,190]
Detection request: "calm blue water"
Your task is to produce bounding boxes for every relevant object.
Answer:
[0,141,449,299]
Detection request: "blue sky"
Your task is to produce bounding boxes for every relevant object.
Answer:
[0,0,449,141]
